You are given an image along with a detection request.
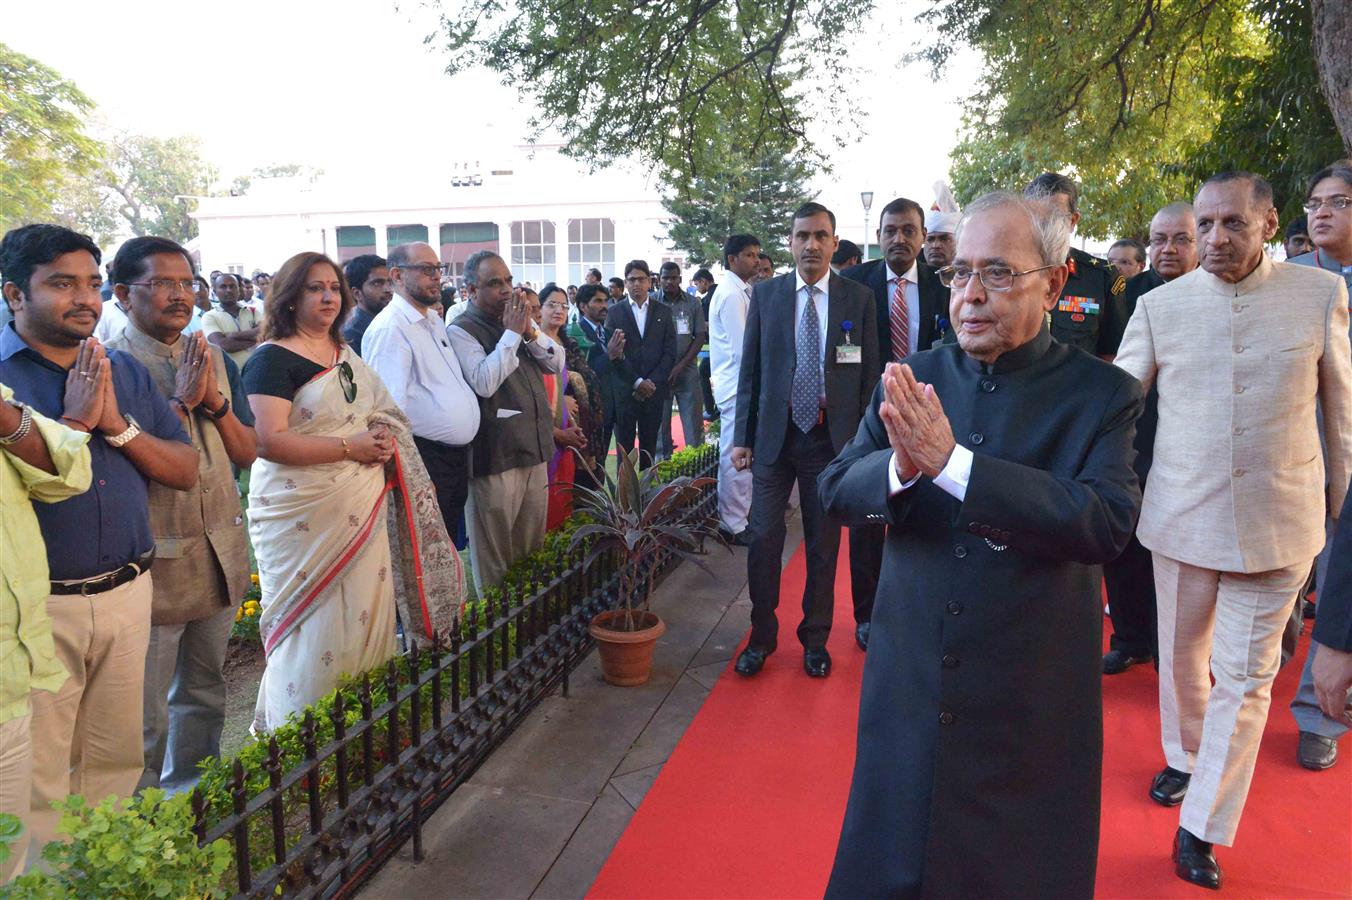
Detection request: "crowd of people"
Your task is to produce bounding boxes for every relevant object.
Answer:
[1,158,1350,895]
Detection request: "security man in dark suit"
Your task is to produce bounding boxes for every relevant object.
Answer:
[1024,173,1131,359]
[1294,479,1352,768]
[838,196,952,650]
[732,202,880,678]
[604,259,677,468]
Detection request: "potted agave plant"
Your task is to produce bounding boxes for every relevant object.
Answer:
[568,447,723,686]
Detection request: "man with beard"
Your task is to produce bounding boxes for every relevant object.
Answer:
[1116,172,1351,888]
[341,254,392,356]
[822,192,1142,897]
[104,236,257,794]
[1102,202,1199,676]
[364,243,480,551]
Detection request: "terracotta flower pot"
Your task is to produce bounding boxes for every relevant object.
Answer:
[589,609,666,686]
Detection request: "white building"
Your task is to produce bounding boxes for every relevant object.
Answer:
[191,143,690,287]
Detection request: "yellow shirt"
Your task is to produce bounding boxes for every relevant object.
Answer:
[0,383,92,722]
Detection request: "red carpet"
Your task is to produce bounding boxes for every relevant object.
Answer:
[590,538,1352,899]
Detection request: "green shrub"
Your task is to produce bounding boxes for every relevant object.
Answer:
[0,791,231,899]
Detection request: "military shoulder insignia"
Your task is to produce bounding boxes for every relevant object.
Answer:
[1112,274,1126,295]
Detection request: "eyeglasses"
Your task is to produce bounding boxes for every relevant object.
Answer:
[126,278,196,294]
[1303,196,1352,213]
[1147,235,1196,248]
[937,263,1058,292]
[338,361,357,404]
[396,263,449,277]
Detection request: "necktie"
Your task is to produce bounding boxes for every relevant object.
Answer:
[792,285,823,433]
[891,277,910,360]
[595,323,606,345]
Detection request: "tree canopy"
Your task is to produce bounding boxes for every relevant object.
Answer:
[923,0,1347,238]
[0,43,103,235]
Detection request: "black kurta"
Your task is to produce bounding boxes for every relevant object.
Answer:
[820,328,1142,899]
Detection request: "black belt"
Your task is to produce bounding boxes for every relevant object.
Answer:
[51,550,155,596]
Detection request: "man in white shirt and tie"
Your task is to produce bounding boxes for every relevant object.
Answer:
[708,234,761,544]
[362,242,481,548]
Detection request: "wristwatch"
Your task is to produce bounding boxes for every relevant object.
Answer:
[206,393,230,420]
[105,414,142,448]
[0,401,32,446]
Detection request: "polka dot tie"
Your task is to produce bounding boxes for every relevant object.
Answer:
[792,285,823,433]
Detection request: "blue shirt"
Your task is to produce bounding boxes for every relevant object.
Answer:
[0,323,191,579]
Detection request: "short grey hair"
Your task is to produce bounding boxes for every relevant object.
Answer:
[463,250,503,287]
[955,191,1072,267]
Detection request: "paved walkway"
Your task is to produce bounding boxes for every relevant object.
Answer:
[360,519,804,899]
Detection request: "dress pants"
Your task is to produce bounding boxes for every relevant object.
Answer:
[1289,641,1352,739]
[466,463,548,592]
[1154,553,1309,845]
[746,422,841,652]
[1104,531,1158,660]
[613,386,668,469]
[846,524,880,627]
[716,396,752,534]
[139,604,234,794]
[0,713,32,880]
[29,572,153,852]
[658,365,705,459]
[699,356,716,420]
[414,436,471,549]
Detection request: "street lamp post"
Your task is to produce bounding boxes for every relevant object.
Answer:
[860,191,874,261]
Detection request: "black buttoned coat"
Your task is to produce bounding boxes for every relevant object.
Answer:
[819,328,1143,899]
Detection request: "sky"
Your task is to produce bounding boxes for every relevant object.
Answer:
[6,0,981,246]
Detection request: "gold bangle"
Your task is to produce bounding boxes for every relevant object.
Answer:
[341,437,351,458]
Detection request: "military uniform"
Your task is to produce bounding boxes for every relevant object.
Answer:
[1051,247,1130,356]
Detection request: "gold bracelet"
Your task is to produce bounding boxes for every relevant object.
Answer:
[341,437,351,458]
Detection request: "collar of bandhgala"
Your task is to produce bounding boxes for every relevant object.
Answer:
[962,324,1053,376]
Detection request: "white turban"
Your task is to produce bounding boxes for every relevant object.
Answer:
[925,210,961,234]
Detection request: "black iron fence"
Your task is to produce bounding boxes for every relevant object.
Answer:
[191,444,718,898]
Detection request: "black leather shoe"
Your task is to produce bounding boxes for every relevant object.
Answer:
[735,646,769,676]
[718,526,753,547]
[1149,766,1191,806]
[1303,598,1317,619]
[804,647,831,677]
[1103,648,1152,675]
[1298,731,1338,770]
[855,622,870,651]
[1173,827,1222,890]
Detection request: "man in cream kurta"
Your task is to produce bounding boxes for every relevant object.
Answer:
[1115,172,1352,890]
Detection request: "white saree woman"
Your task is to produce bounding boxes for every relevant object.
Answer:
[243,252,464,732]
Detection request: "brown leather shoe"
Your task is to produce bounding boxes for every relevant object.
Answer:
[1298,731,1338,770]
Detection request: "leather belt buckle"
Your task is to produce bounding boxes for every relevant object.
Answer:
[79,572,116,597]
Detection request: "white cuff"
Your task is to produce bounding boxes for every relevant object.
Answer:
[498,330,522,349]
[933,444,973,501]
[887,452,923,495]
[633,378,644,389]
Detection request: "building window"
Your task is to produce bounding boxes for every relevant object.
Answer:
[510,220,556,288]
[386,224,429,247]
[440,223,501,288]
[336,225,377,263]
[567,218,615,285]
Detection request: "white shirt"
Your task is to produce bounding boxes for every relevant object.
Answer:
[182,306,205,335]
[446,310,563,399]
[708,269,753,407]
[887,444,974,500]
[361,294,481,446]
[93,299,130,342]
[887,260,922,356]
[628,297,650,339]
[794,269,831,364]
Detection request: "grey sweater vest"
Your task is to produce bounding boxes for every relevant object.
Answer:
[454,305,554,477]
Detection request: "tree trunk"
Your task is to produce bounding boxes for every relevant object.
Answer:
[1312,0,1352,154]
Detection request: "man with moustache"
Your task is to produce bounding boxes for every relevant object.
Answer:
[840,196,951,649]
[0,224,198,850]
[363,243,480,552]
[1108,239,1148,279]
[755,252,775,283]
[104,236,257,794]
[822,193,1142,898]
[656,261,705,459]
[604,260,677,468]
[448,250,562,590]
[341,254,392,356]
[1116,172,1352,888]
[1102,202,1199,675]
[708,234,761,545]
[732,202,879,678]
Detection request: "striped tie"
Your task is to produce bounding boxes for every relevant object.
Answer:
[792,286,823,433]
[890,277,910,361]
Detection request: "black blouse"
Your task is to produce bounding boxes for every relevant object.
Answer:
[241,344,327,402]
